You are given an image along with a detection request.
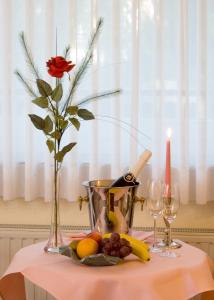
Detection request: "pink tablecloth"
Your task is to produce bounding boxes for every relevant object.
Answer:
[0,240,214,300]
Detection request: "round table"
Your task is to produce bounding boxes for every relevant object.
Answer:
[0,240,214,300]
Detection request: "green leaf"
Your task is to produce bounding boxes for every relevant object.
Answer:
[55,142,76,162]
[62,247,121,266]
[44,115,53,134]
[59,119,68,130]
[78,108,95,120]
[28,114,45,130]
[56,115,64,122]
[46,139,55,153]
[51,84,63,102]
[50,130,61,140]
[62,142,77,154]
[69,118,80,130]
[66,106,78,115]
[80,253,121,266]
[32,97,48,108]
[54,151,64,163]
[36,79,52,97]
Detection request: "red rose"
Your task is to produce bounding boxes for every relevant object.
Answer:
[46,56,75,78]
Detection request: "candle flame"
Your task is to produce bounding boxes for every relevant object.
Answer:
[166,128,172,138]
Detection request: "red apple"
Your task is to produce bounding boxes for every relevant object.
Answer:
[86,231,102,244]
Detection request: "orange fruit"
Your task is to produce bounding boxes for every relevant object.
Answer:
[76,238,99,259]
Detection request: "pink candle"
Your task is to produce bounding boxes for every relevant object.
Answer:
[165,128,172,198]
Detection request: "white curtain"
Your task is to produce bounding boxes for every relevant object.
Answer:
[0,0,213,204]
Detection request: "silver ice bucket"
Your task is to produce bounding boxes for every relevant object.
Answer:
[82,179,143,234]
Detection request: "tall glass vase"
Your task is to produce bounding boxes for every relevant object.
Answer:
[44,163,66,254]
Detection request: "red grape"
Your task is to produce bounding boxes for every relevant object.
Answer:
[110,232,120,242]
[100,233,132,259]
[119,246,132,258]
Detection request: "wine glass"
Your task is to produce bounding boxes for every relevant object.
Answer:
[147,181,163,253]
[160,183,180,258]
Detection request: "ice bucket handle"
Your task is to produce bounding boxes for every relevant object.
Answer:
[134,195,146,211]
[78,196,89,210]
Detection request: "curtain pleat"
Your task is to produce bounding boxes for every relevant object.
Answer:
[130,0,140,166]
[111,0,121,178]
[88,0,99,180]
[196,0,208,204]
[24,0,36,202]
[152,0,164,181]
[43,0,55,202]
[1,0,14,200]
[64,0,78,202]
[178,0,189,204]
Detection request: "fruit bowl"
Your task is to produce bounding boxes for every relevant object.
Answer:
[62,246,122,266]
[62,231,150,266]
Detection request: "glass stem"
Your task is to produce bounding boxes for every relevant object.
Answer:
[168,223,172,247]
[153,217,157,247]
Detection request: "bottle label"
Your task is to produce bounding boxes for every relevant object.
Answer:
[123,173,135,183]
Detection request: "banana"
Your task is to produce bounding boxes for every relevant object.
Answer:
[119,233,150,261]
[103,233,150,261]
[119,233,150,251]
[129,240,150,261]
[108,211,118,226]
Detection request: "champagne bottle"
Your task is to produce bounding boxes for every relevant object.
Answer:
[110,149,152,187]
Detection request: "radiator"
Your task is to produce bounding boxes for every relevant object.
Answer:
[0,226,213,300]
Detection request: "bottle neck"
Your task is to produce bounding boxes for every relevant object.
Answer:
[123,173,136,183]
[129,149,152,178]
